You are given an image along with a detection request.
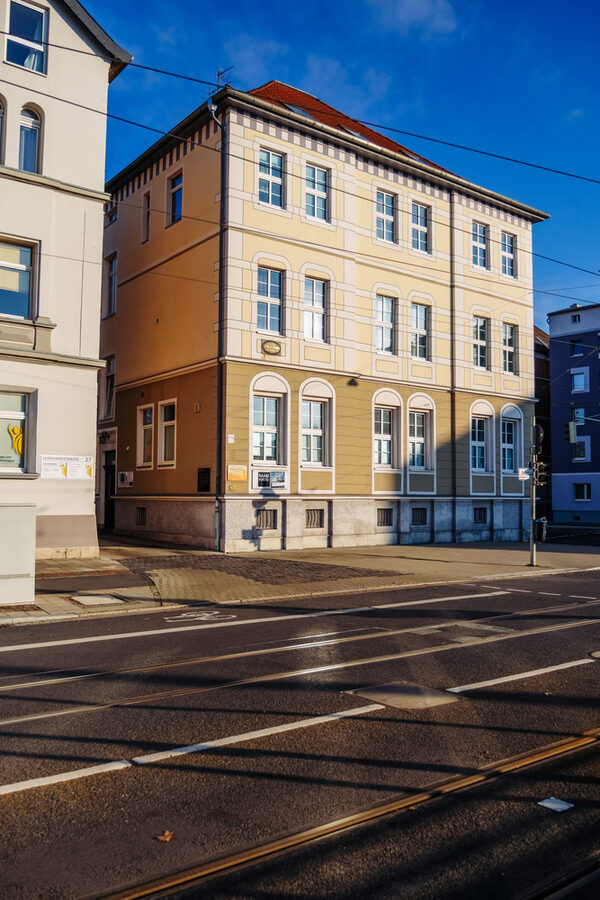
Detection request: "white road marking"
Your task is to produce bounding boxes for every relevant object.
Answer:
[132,704,384,765]
[447,657,596,693]
[569,596,597,600]
[0,761,131,796]
[538,592,561,596]
[0,592,507,655]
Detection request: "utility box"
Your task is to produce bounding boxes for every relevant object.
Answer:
[0,504,36,605]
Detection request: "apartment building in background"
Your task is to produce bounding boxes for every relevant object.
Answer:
[98,81,548,551]
[0,0,129,559]
[548,304,600,523]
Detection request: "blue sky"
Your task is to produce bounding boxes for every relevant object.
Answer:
[86,0,600,328]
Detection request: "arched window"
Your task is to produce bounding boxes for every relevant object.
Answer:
[407,393,435,471]
[470,400,495,473]
[373,389,402,469]
[250,373,290,469]
[500,405,523,474]
[0,99,4,165]
[19,108,40,173]
[299,379,334,468]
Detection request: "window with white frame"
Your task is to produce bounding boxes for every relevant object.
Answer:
[574,407,585,425]
[304,277,326,342]
[19,108,40,173]
[473,316,489,368]
[6,0,47,73]
[376,191,396,242]
[472,222,488,267]
[258,149,284,207]
[501,232,516,276]
[158,401,176,466]
[105,254,117,317]
[471,417,488,471]
[573,483,591,501]
[305,165,328,220]
[302,399,326,464]
[257,266,282,333]
[571,313,581,323]
[408,411,427,468]
[375,295,395,353]
[252,396,279,463]
[0,240,34,318]
[168,173,182,224]
[137,405,153,467]
[411,203,430,252]
[411,303,429,359]
[502,323,517,373]
[0,391,28,472]
[103,356,115,419]
[501,419,517,472]
[142,192,151,242]
[0,100,4,165]
[573,436,590,461]
[374,407,393,466]
[570,368,588,392]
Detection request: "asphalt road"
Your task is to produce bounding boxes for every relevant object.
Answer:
[0,571,598,898]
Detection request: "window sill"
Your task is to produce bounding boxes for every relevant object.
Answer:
[4,59,47,78]
[300,464,333,471]
[0,472,40,479]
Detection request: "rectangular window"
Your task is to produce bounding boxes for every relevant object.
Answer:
[6,0,47,73]
[501,420,516,472]
[411,203,430,252]
[573,437,589,461]
[374,407,393,466]
[574,407,585,425]
[135,507,147,527]
[412,507,428,526]
[305,165,328,220]
[409,411,426,468]
[571,370,587,392]
[257,267,282,333]
[103,356,115,419]
[377,508,393,526]
[158,401,176,466]
[137,405,153,467]
[376,295,394,353]
[0,240,33,319]
[472,222,488,267]
[106,254,117,316]
[306,508,324,529]
[471,417,487,471]
[304,277,326,342]
[0,102,3,165]
[473,316,489,368]
[411,303,429,359]
[258,149,284,207]
[253,396,279,463]
[571,313,581,323]
[302,400,325,464]
[105,200,118,226]
[502,324,517,373]
[0,391,28,472]
[569,339,584,357]
[142,192,151,242]
[501,233,515,276]
[573,483,591,501]
[473,507,488,524]
[376,191,396,242]
[256,508,277,530]
[168,173,183,224]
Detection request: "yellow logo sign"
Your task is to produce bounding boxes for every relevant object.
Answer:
[8,424,23,458]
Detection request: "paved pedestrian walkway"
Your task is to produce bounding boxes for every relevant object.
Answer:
[1,537,598,626]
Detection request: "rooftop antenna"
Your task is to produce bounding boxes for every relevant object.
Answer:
[216,66,233,89]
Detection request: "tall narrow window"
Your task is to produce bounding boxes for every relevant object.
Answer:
[411,303,429,359]
[302,400,325,464]
[0,241,33,318]
[253,396,279,462]
[501,232,515,276]
[471,417,487,470]
[257,267,282,333]
[375,295,394,353]
[374,408,393,466]
[258,149,284,207]
[304,277,326,342]
[305,165,328,220]
[473,316,489,368]
[106,255,117,316]
[0,101,4,165]
[142,192,151,242]
[0,391,28,472]
[408,411,426,468]
[6,1,47,73]
[411,203,430,252]
[104,356,115,419]
[502,323,517,373]
[168,173,182,224]
[158,401,176,466]
[472,222,488,267]
[19,108,40,173]
[501,419,516,472]
[376,191,396,242]
[137,405,153,467]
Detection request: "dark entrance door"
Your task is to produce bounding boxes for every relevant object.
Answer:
[103,450,116,531]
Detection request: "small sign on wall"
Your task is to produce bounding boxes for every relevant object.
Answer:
[118,471,134,487]
[227,465,247,482]
[40,455,93,479]
[252,470,287,490]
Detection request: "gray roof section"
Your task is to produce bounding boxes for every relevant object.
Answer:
[61,0,131,81]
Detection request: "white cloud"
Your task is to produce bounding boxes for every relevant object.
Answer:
[366,0,457,36]
[223,35,291,89]
[567,108,583,120]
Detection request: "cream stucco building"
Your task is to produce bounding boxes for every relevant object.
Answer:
[98,82,548,551]
[0,0,129,563]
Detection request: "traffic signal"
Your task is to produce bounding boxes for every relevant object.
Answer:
[564,420,577,443]
[534,424,544,455]
[536,461,549,486]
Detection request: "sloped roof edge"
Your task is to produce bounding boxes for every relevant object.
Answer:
[61,0,131,81]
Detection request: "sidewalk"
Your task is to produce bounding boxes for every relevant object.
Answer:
[2,537,598,626]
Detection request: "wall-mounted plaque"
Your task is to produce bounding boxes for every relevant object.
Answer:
[261,340,282,356]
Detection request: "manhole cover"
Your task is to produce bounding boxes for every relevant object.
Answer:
[350,681,461,710]
[70,595,124,606]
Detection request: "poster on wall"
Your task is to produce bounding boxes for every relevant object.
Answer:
[40,455,94,479]
[252,470,287,490]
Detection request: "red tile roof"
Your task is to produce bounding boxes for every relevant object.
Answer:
[249,81,449,173]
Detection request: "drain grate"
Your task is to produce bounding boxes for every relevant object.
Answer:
[350,680,461,710]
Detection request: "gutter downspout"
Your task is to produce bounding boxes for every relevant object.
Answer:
[450,191,457,542]
[212,101,226,552]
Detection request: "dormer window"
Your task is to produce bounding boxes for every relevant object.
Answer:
[6,1,47,74]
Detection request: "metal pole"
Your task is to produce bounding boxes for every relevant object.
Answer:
[529,419,536,566]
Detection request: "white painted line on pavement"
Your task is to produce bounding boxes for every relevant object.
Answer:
[569,596,597,600]
[0,760,131,796]
[131,704,384,765]
[0,592,507,654]
[447,657,595,694]
[538,592,561,597]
